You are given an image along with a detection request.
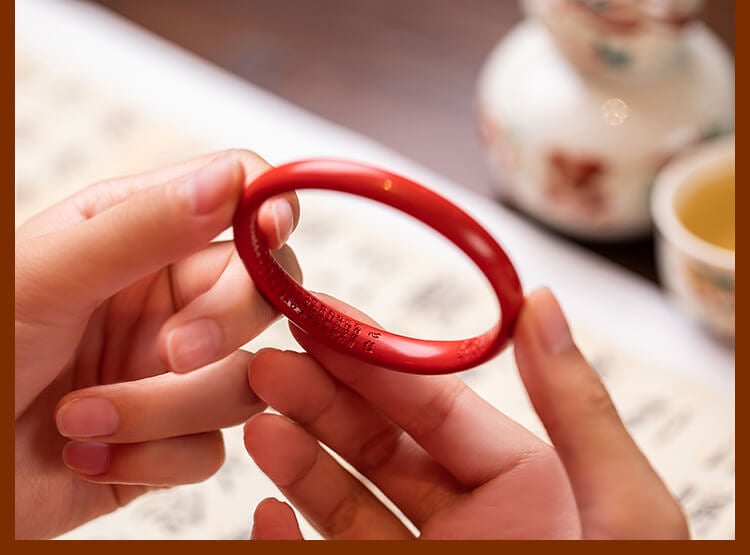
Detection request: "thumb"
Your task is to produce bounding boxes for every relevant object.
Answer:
[250,498,304,540]
[18,155,244,313]
[513,288,688,539]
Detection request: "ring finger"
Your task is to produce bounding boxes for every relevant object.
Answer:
[55,350,265,444]
[249,348,462,528]
[244,413,414,540]
[63,431,225,486]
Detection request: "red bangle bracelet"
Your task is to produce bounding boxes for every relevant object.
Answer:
[233,159,523,375]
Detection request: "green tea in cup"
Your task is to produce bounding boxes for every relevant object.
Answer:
[652,135,735,342]
[676,167,735,252]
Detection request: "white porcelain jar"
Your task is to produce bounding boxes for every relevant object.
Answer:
[477,0,733,240]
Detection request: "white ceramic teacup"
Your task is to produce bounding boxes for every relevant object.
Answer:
[651,134,735,342]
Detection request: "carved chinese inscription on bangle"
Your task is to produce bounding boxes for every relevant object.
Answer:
[456,333,490,362]
[362,331,382,355]
[250,226,366,351]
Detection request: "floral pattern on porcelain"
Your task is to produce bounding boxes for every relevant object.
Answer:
[544,149,608,216]
[478,105,523,197]
[477,2,733,240]
[677,256,734,341]
[524,0,705,78]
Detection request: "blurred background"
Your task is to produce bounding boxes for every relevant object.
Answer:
[16,1,735,538]
[88,0,734,282]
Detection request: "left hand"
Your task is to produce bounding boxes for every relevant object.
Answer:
[15,150,300,539]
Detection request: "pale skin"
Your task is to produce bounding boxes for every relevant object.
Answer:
[15,150,689,540]
[243,296,691,540]
[15,150,300,539]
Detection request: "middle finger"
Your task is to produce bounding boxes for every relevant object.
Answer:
[56,351,265,444]
[244,413,414,540]
[249,348,463,528]
[158,243,302,374]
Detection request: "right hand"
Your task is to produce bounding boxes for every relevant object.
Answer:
[244,289,690,539]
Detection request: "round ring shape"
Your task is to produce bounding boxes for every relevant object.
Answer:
[232,159,523,374]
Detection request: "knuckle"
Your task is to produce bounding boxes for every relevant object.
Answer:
[498,444,554,480]
[350,426,402,473]
[218,254,278,332]
[194,431,227,480]
[404,379,467,440]
[223,149,271,179]
[578,373,619,420]
[319,490,361,536]
[413,482,457,519]
[587,488,690,539]
[223,147,260,160]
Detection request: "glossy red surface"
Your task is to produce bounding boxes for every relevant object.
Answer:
[233,159,523,374]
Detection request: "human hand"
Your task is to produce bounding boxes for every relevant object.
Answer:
[15,150,300,539]
[243,289,689,539]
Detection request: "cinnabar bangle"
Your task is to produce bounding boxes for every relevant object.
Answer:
[233,159,523,374]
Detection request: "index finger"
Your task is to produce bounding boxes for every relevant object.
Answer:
[513,289,689,538]
[288,295,548,488]
[17,149,300,246]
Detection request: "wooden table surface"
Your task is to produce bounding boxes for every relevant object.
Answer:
[90,0,734,282]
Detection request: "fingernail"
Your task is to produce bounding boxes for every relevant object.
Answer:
[166,319,223,372]
[271,198,295,246]
[182,155,241,214]
[57,397,119,438]
[532,289,574,355]
[62,441,111,476]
